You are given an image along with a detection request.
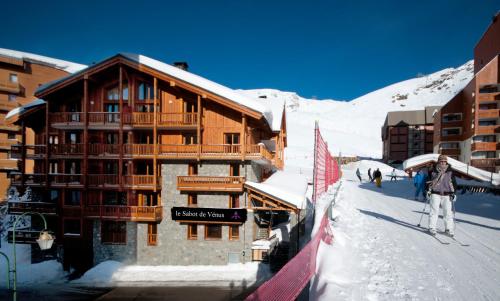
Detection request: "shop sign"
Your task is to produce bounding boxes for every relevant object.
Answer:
[171,207,247,223]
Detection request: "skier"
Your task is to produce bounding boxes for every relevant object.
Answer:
[390,168,397,181]
[373,168,382,187]
[356,168,362,182]
[413,170,427,201]
[368,168,373,182]
[428,154,457,237]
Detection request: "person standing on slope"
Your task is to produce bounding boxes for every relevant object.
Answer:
[356,168,362,182]
[368,168,373,182]
[390,168,397,181]
[428,155,457,237]
[373,168,382,187]
[413,170,427,201]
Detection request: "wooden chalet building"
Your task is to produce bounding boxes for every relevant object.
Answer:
[8,53,291,272]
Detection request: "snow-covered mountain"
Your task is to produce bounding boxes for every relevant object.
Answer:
[239,60,474,174]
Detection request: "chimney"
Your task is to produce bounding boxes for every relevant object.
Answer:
[173,62,189,71]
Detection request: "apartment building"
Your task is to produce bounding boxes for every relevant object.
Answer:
[7,53,300,273]
[382,106,440,164]
[434,12,500,172]
[0,49,85,200]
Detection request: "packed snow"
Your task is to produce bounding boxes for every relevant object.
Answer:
[311,161,500,301]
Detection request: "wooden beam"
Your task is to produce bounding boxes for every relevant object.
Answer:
[241,114,246,161]
[153,77,158,193]
[170,80,176,87]
[197,95,201,161]
[118,66,124,190]
[83,76,88,190]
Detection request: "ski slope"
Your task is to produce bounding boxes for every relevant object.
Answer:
[311,162,500,301]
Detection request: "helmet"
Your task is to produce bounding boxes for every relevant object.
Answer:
[437,154,447,162]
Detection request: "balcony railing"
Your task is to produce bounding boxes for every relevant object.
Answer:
[471,142,498,152]
[157,112,197,127]
[10,144,46,159]
[50,143,84,156]
[0,101,19,111]
[89,144,120,156]
[11,173,46,186]
[440,149,461,156]
[470,158,500,169]
[84,205,163,222]
[51,112,84,124]
[476,125,498,135]
[477,92,500,102]
[88,174,119,187]
[177,176,245,192]
[8,201,57,215]
[0,158,18,171]
[477,109,500,119]
[50,174,83,187]
[123,175,161,189]
[0,80,20,94]
[0,139,19,150]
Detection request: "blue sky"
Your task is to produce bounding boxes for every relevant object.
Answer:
[2,0,498,100]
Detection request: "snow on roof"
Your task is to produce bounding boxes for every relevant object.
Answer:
[245,171,308,209]
[120,53,278,129]
[0,48,87,73]
[5,98,46,121]
[403,154,500,186]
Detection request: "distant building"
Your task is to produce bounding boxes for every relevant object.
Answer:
[433,11,500,172]
[0,48,85,201]
[382,106,440,164]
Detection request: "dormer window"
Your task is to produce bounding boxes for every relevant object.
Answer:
[138,82,154,100]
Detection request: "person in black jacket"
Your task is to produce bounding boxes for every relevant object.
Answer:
[368,168,373,182]
[428,155,457,237]
[373,168,382,187]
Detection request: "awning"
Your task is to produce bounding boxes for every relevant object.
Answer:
[5,99,46,125]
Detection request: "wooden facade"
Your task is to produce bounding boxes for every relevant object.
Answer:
[10,54,286,271]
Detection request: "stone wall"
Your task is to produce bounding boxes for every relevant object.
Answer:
[135,161,262,265]
[93,220,138,265]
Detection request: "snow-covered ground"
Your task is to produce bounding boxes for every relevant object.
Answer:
[312,161,500,300]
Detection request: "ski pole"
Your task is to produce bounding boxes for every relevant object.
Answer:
[417,193,430,227]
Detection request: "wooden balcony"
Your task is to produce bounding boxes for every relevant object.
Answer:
[0,101,19,111]
[471,142,498,152]
[50,143,84,157]
[11,173,46,186]
[475,125,498,135]
[0,158,18,171]
[50,112,84,127]
[0,139,19,150]
[0,80,20,94]
[84,205,163,222]
[8,201,57,215]
[50,174,83,187]
[88,174,120,187]
[123,175,161,189]
[10,144,46,159]
[177,176,245,192]
[477,109,500,119]
[129,112,197,128]
[470,158,500,169]
[477,92,500,103]
[89,144,120,156]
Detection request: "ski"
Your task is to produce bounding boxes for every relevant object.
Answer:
[445,235,470,247]
[428,232,450,245]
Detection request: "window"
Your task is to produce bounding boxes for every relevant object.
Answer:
[183,133,197,145]
[440,142,459,149]
[49,135,59,144]
[230,163,240,176]
[229,225,239,240]
[101,221,126,244]
[50,190,59,203]
[9,74,18,83]
[229,194,239,208]
[63,219,81,236]
[49,162,58,174]
[147,223,157,246]
[442,128,461,136]
[187,224,198,240]
[105,104,120,123]
[64,190,81,206]
[106,83,129,101]
[473,135,495,142]
[478,120,497,126]
[188,194,197,207]
[103,191,126,205]
[205,224,222,240]
[224,133,240,145]
[7,133,16,139]
[138,82,154,100]
[8,94,16,102]
[442,113,462,122]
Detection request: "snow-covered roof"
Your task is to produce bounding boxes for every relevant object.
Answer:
[403,154,500,186]
[245,171,308,209]
[5,99,46,123]
[0,48,86,73]
[35,53,283,131]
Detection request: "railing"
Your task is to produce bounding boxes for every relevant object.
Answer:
[470,158,500,167]
[0,101,19,111]
[201,144,241,157]
[89,144,121,156]
[50,174,83,187]
[51,112,84,124]
[130,112,154,125]
[11,173,46,186]
[0,158,18,170]
[84,205,163,222]
[123,175,161,188]
[8,201,57,215]
[477,92,500,102]
[0,139,20,149]
[0,80,20,94]
[476,125,498,135]
[440,148,461,156]
[157,112,197,126]
[89,112,121,125]
[177,176,245,192]
[50,144,84,156]
[124,144,155,156]
[471,142,497,152]
[87,174,119,186]
[477,109,500,119]
[10,144,46,159]
[157,144,198,158]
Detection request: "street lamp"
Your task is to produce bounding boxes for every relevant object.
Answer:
[12,212,55,301]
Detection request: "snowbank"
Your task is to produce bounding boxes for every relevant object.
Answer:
[403,154,499,186]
